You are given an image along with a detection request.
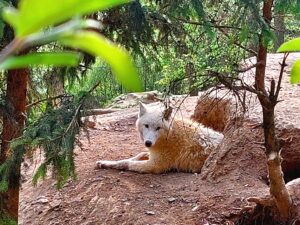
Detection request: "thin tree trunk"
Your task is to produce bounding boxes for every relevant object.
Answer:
[274,13,285,51]
[46,68,65,107]
[254,0,292,219]
[0,68,28,221]
[262,106,292,218]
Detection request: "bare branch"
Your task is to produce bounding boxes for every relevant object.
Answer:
[274,53,289,102]
[26,94,72,109]
[0,38,25,63]
[82,108,120,116]
[269,78,276,100]
[173,17,244,31]
[170,16,258,56]
[217,27,257,56]
[209,70,264,96]
[236,61,264,73]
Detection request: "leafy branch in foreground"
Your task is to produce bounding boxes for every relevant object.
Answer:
[0,0,142,92]
[0,0,136,221]
[0,81,101,189]
[277,37,300,84]
[0,0,142,193]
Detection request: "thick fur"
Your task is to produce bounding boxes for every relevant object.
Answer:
[96,102,224,174]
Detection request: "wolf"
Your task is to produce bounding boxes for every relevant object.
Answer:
[96,102,224,174]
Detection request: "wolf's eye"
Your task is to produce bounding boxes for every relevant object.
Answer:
[144,124,149,128]
[156,127,161,131]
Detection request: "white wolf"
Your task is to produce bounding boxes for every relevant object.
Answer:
[96,102,224,173]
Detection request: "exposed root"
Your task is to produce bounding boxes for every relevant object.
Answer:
[234,179,300,224]
[247,196,275,207]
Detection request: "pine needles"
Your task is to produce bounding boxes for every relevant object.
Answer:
[0,81,100,191]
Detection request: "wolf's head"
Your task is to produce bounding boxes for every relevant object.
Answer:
[136,102,173,148]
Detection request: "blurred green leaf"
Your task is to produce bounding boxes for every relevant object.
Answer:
[277,37,300,52]
[3,0,131,37]
[59,31,142,92]
[0,52,80,70]
[290,59,300,84]
[2,7,19,28]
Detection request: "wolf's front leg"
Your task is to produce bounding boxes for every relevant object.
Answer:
[96,159,167,174]
[128,152,149,161]
[96,159,130,170]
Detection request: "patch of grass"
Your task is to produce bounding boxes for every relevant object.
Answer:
[0,214,17,225]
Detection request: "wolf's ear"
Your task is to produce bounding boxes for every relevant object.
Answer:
[139,102,147,117]
[163,107,173,120]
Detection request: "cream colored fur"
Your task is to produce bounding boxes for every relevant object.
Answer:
[96,102,223,174]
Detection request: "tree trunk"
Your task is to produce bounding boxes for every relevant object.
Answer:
[274,13,285,52]
[254,0,293,219]
[262,106,292,218]
[0,68,28,221]
[45,68,65,107]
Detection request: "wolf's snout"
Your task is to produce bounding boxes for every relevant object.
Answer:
[145,140,152,147]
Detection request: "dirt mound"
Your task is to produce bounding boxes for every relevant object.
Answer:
[19,53,300,225]
[191,95,231,132]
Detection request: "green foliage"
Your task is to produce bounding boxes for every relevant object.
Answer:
[32,162,47,186]
[0,0,8,39]
[0,0,141,92]
[67,60,122,106]
[0,0,142,192]
[278,37,300,84]
[0,52,80,70]
[278,37,300,52]
[8,99,80,188]
[0,214,17,225]
[59,31,142,92]
[290,59,300,84]
[3,0,131,37]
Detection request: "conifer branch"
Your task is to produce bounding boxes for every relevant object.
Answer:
[171,16,258,55]
[26,94,72,109]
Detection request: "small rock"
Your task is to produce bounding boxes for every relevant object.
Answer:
[168,197,176,203]
[145,211,155,215]
[149,185,154,188]
[36,196,49,204]
[50,199,61,209]
[89,195,98,205]
[192,205,200,212]
[83,120,96,129]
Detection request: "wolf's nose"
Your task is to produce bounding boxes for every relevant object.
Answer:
[145,140,152,147]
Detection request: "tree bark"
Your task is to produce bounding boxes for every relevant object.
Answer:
[254,0,293,219]
[274,13,285,51]
[262,106,292,218]
[45,68,65,107]
[0,68,28,221]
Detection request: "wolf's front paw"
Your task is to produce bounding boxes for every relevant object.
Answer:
[95,160,111,169]
[95,160,129,170]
